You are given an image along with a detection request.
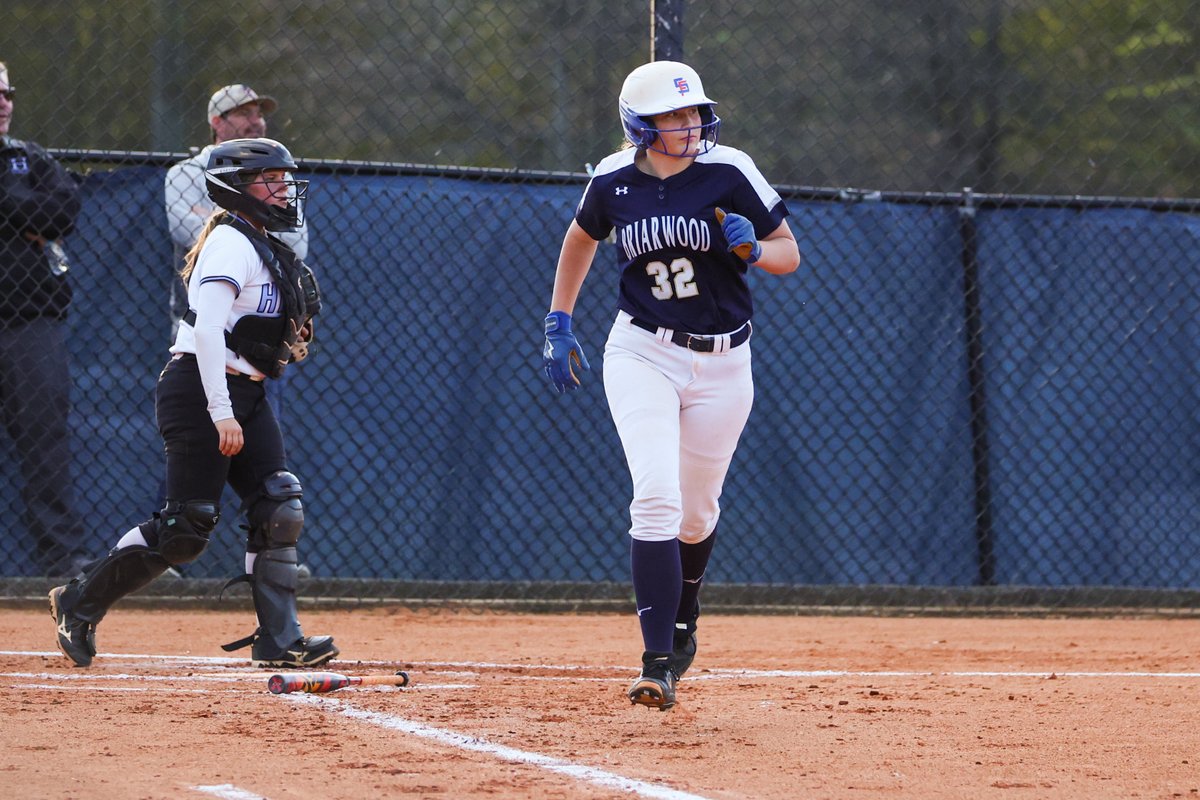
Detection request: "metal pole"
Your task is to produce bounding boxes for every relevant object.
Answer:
[958,187,997,586]
[651,0,685,61]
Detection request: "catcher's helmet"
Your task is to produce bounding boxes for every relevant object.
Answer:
[205,137,307,232]
[619,61,720,156]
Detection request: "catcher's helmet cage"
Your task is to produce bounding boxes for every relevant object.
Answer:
[618,61,720,156]
[205,137,308,232]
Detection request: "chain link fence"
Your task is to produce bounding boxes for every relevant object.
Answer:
[2,0,1199,613]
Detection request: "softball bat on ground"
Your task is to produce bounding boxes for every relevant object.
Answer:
[267,670,410,694]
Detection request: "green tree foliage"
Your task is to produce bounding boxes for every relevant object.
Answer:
[1001,0,1198,196]
[2,0,1195,196]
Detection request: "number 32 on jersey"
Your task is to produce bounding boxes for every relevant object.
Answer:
[646,257,699,300]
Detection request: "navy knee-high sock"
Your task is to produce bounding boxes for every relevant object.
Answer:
[677,526,718,625]
[630,538,681,656]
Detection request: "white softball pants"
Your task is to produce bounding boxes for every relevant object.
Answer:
[603,311,755,544]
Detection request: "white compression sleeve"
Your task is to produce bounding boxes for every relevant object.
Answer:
[192,279,238,422]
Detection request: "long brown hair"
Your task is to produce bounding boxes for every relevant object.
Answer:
[180,211,229,282]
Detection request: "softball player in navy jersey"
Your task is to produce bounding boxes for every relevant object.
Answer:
[543,61,800,710]
[49,138,337,670]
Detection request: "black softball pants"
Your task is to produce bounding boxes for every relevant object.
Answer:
[155,354,289,508]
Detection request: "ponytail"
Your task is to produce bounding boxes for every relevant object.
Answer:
[181,211,229,282]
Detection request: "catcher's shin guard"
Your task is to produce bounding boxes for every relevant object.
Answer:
[49,546,170,667]
[250,546,305,652]
[56,546,170,625]
[222,546,338,668]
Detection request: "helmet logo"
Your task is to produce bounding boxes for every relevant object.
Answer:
[673,77,690,96]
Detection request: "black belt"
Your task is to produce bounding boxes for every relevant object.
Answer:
[629,316,752,352]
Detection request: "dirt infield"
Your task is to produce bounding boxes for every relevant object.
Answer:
[2,606,1198,799]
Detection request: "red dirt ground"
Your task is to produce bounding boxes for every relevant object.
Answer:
[2,606,1198,799]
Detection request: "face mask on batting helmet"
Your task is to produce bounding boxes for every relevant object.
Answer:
[618,60,720,157]
[205,137,308,232]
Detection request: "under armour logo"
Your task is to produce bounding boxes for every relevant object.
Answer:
[674,77,689,96]
[9,156,29,174]
[615,186,628,196]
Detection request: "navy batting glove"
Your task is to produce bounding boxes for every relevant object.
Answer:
[716,207,762,263]
[542,311,591,393]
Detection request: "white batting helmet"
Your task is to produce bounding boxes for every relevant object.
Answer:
[618,61,720,155]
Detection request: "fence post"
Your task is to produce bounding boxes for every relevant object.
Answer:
[959,187,997,586]
[651,0,685,61]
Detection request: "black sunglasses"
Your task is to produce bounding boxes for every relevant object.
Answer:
[0,88,14,101]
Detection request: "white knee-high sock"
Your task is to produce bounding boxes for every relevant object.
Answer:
[114,526,148,550]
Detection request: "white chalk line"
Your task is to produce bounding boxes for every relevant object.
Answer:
[289,693,715,800]
[0,671,473,694]
[6,651,1200,680]
[7,650,258,665]
[692,668,1200,679]
[2,652,1200,681]
[190,785,268,800]
[14,683,242,694]
[4,671,252,682]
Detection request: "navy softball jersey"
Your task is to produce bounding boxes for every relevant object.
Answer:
[575,144,790,335]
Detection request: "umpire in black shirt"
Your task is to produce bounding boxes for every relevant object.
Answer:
[0,61,89,576]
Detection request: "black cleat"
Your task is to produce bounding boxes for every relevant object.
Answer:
[251,635,339,669]
[628,656,678,711]
[49,586,96,667]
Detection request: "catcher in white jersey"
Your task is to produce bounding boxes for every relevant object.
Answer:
[543,61,800,710]
[49,138,337,670]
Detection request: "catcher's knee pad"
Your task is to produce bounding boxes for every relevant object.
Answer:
[246,470,304,549]
[143,500,219,565]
